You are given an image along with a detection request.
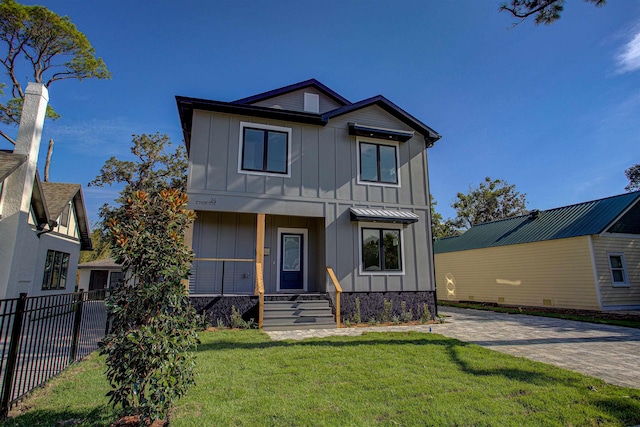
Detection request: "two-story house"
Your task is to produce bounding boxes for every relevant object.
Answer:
[0,84,92,299]
[176,79,441,329]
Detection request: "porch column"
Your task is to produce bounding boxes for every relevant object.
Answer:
[256,213,265,328]
[256,213,265,266]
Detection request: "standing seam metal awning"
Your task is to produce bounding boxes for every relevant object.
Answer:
[349,208,419,224]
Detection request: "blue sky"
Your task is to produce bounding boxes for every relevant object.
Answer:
[1,0,639,225]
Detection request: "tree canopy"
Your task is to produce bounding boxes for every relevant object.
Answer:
[89,133,188,221]
[625,164,640,192]
[430,195,459,240]
[499,0,606,25]
[451,177,528,229]
[0,0,110,143]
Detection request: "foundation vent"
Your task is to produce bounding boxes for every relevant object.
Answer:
[468,296,474,301]
[543,299,553,307]
[498,297,505,303]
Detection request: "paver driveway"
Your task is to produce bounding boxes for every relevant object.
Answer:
[266,306,640,389]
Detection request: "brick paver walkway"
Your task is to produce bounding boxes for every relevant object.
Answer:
[265,307,640,389]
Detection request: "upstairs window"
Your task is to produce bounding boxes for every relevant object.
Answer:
[358,140,399,186]
[608,253,629,286]
[239,122,291,176]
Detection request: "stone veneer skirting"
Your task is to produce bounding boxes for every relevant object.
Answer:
[338,291,437,324]
[191,291,437,328]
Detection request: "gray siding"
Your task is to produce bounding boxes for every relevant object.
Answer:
[250,88,344,113]
[187,102,435,294]
[187,108,429,212]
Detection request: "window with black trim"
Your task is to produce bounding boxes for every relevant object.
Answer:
[42,250,70,290]
[608,253,628,286]
[361,228,402,272]
[359,141,398,185]
[241,126,289,175]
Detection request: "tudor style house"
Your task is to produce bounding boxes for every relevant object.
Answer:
[176,79,441,329]
[0,83,91,299]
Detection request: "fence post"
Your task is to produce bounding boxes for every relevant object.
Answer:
[69,290,84,363]
[1,293,28,418]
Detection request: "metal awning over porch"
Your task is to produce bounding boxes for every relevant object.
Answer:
[349,208,419,224]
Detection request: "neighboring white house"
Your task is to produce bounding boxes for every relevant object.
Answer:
[0,83,92,299]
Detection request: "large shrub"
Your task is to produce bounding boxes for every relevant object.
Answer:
[101,189,199,424]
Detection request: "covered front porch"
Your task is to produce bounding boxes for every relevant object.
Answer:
[187,211,343,329]
[188,211,329,295]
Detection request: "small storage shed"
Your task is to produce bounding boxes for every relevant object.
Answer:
[77,258,123,293]
[435,192,640,311]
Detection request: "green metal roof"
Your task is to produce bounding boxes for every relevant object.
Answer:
[434,191,640,254]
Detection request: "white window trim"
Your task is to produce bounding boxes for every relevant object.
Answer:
[276,228,308,292]
[356,137,401,188]
[237,121,292,178]
[357,221,405,276]
[608,252,629,287]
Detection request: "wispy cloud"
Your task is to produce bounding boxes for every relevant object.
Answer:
[44,117,180,157]
[617,24,640,74]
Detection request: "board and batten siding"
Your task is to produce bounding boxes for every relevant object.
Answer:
[249,88,344,114]
[435,236,600,310]
[325,204,433,293]
[591,234,640,309]
[186,101,435,294]
[187,107,429,213]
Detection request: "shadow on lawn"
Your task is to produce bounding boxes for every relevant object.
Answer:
[196,332,584,387]
[3,405,115,427]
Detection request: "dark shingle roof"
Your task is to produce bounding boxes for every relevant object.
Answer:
[40,182,92,250]
[434,192,640,254]
[0,151,27,182]
[78,258,121,269]
[40,182,80,220]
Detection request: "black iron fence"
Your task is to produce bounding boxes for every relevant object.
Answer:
[0,289,107,417]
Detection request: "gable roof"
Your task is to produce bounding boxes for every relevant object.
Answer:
[323,95,441,145]
[435,191,640,254]
[176,79,441,151]
[0,151,27,182]
[40,182,92,250]
[232,78,351,106]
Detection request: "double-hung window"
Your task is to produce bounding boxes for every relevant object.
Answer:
[42,250,70,290]
[608,253,629,287]
[360,227,403,273]
[239,122,291,176]
[358,140,399,185]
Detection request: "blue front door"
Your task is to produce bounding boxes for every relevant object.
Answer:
[280,233,304,290]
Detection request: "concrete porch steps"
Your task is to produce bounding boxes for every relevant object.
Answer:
[262,297,336,331]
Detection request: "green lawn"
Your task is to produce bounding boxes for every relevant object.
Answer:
[4,330,640,426]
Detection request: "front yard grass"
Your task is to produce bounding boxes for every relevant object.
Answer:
[4,329,640,426]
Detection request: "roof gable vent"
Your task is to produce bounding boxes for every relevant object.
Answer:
[304,92,319,113]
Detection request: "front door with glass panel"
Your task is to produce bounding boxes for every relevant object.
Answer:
[279,233,304,291]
